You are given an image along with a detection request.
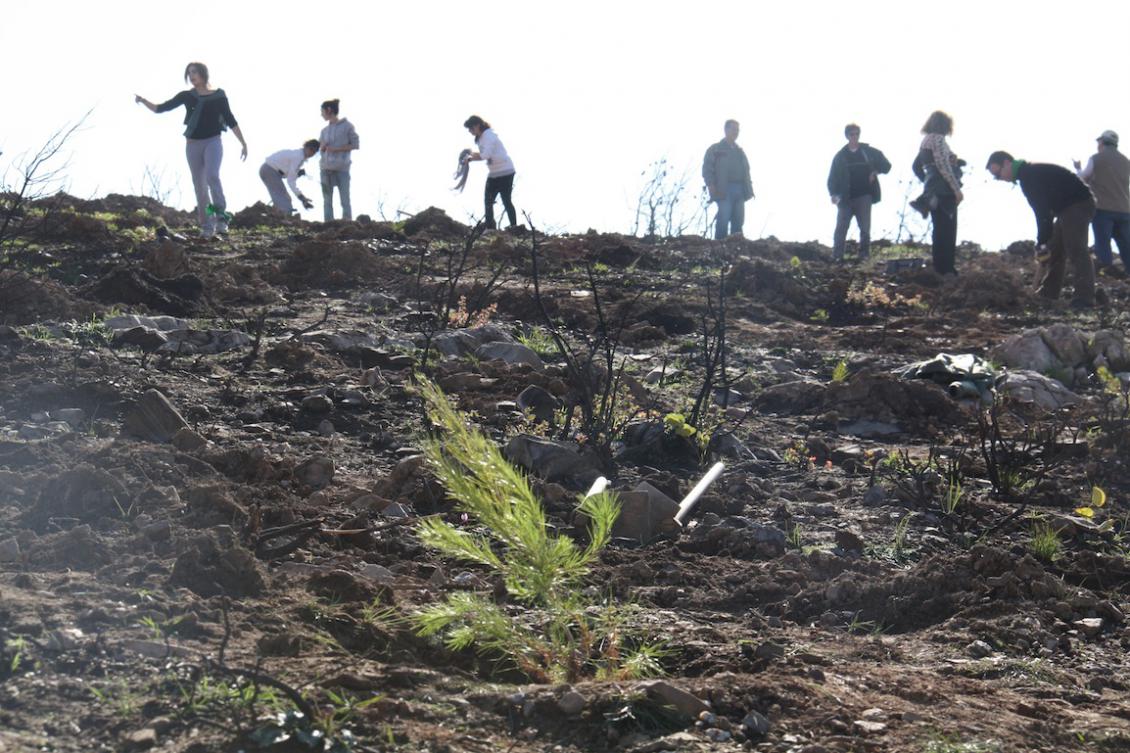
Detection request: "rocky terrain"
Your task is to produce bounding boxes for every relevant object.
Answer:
[1,194,1129,753]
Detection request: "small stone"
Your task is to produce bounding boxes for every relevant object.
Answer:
[1074,618,1103,637]
[302,394,334,414]
[296,455,335,490]
[46,627,85,651]
[50,408,86,427]
[741,710,771,736]
[317,419,336,436]
[171,427,207,451]
[754,641,786,661]
[853,720,887,734]
[642,680,710,718]
[0,537,20,562]
[381,502,413,518]
[124,389,189,443]
[834,529,865,554]
[967,639,993,658]
[124,728,158,750]
[705,728,731,742]
[862,485,887,506]
[358,564,396,585]
[141,520,173,542]
[698,711,717,726]
[557,688,587,716]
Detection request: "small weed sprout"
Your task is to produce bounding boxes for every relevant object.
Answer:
[411,379,665,682]
[831,359,850,383]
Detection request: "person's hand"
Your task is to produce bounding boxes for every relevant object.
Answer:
[831,195,840,205]
[1072,158,1081,170]
[869,172,877,183]
[240,143,248,161]
[955,190,964,205]
[300,196,314,210]
[134,94,144,104]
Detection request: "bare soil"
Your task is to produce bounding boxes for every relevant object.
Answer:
[1,200,1129,753]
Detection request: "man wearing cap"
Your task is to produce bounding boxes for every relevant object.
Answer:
[986,150,1097,308]
[1074,130,1130,276]
[827,123,891,261]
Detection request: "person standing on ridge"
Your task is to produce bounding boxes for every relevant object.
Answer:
[319,99,359,222]
[827,123,891,262]
[1074,129,1130,277]
[987,150,1097,308]
[462,115,517,230]
[911,111,963,275]
[702,120,754,240]
[135,62,247,238]
[260,140,320,216]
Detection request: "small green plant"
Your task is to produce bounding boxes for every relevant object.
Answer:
[831,358,850,383]
[810,308,830,323]
[941,470,963,516]
[891,512,914,559]
[411,379,665,682]
[517,326,559,358]
[663,412,697,438]
[1028,518,1062,562]
[786,523,803,550]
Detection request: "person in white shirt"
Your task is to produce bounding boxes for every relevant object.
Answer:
[462,115,517,229]
[260,140,320,215]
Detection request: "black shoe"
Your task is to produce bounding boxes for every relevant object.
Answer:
[909,197,930,218]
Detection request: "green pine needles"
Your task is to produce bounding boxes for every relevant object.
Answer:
[412,379,667,683]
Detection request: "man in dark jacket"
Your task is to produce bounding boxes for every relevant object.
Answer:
[827,123,891,261]
[987,151,1097,307]
[702,120,755,240]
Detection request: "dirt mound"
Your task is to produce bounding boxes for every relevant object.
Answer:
[401,206,468,240]
[169,530,265,597]
[23,465,133,531]
[784,546,1069,633]
[230,201,298,230]
[82,266,205,316]
[277,240,387,288]
[0,270,98,325]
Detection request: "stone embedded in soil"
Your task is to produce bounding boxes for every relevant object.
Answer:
[517,384,561,424]
[124,389,189,443]
[476,341,544,370]
[967,639,994,658]
[171,427,207,452]
[1074,618,1103,637]
[741,710,771,736]
[123,728,158,750]
[0,537,21,561]
[557,688,587,716]
[296,455,335,490]
[834,529,865,554]
[853,719,887,734]
[641,680,710,718]
[302,394,334,413]
[610,487,680,542]
[504,434,599,485]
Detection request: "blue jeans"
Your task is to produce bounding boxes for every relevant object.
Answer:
[714,182,746,239]
[321,169,352,221]
[1092,208,1130,268]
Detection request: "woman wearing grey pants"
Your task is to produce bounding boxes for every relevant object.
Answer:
[136,62,247,237]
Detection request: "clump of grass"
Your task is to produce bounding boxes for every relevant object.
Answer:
[411,378,666,682]
[1028,519,1062,562]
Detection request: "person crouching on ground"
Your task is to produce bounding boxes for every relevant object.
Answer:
[702,119,755,240]
[260,140,320,215]
[462,115,517,230]
[827,123,891,262]
[986,151,1098,308]
[319,99,359,221]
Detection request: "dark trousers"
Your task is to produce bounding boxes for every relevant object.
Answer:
[485,173,516,229]
[930,195,958,275]
[832,194,872,259]
[1092,208,1130,269]
[1038,197,1096,304]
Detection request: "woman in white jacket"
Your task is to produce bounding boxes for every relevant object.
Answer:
[462,115,517,229]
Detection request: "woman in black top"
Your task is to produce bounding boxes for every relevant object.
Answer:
[136,62,247,237]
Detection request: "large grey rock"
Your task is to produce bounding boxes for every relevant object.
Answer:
[999,370,1081,411]
[432,329,481,357]
[754,380,826,414]
[358,291,398,312]
[517,385,561,424]
[610,482,681,542]
[1087,330,1130,372]
[1041,324,1088,368]
[641,680,710,718]
[990,329,1062,374]
[476,342,544,370]
[104,314,189,332]
[504,435,597,484]
[124,389,189,442]
[157,329,252,355]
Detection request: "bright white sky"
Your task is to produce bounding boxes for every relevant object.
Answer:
[3,1,1129,249]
